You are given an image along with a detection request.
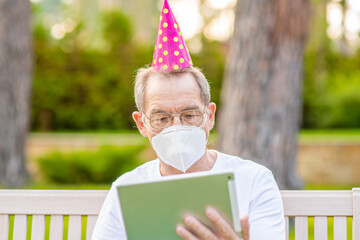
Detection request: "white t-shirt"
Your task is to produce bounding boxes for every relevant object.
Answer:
[92,150,285,240]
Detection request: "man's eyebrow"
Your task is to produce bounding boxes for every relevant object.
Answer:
[149,106,201,115]
[181,105,202,111]
[149,109,168,115]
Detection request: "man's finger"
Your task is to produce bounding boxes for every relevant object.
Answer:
[176,225,198,240]
[205,207,239,239]
[184,215,218,240]
[240,215,250,240]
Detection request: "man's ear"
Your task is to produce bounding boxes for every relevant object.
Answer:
[132,111,148,137]
[207,102,216,130]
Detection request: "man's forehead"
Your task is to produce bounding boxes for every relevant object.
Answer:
[143,73,204,113]
[148,105,202,115]
[147,72,195,84]
[145,73,200,97]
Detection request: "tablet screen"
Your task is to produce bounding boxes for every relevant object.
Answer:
[117,171,240,240]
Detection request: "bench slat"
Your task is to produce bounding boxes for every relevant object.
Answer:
[0,190,107,215]
[0,215,9,240]
[295,216,308,240]
[50,215,63,240]
[314,216,327,239]
[282,191,353,216]
[86,216,98,240]
[31,215,45,240]
[333,216,347,240]
[285,216,289,240]
[13,214,27,240]
[0,189,358,240]
[68,215,82,240]
[353,188,360,240]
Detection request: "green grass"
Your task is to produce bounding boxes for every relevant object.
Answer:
[299,129,360,143]
[28,129,360,147]
[24,182,110,190]
[29,132,148,146]
[304,185,354,190]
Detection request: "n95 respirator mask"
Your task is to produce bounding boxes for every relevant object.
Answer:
[151,123,207,173]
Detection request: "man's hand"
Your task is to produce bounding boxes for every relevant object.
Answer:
[176,207,250,240]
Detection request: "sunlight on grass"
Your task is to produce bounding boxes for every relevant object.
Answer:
[26,182,110,190]
[29,129,360,146]
[299,129,360,143]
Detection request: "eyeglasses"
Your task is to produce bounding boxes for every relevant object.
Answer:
[143,109,207,130]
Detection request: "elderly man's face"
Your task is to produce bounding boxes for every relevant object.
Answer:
[133,73,216,142]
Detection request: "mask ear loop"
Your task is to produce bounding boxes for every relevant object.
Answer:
[142,114,158,135]
[198,107,211,129]
[199,108,211,144]
[199,113,208,128]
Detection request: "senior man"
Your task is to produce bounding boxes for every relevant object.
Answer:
[92,67,285,240]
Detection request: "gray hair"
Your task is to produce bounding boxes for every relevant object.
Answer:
[134,67,211,112]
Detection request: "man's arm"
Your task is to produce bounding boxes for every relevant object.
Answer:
[247,170,285,239]
[92,184,126,240]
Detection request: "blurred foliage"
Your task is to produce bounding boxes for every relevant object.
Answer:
[303,45,360,128]
[30,1,360,131]
[38,146,145,184]
[31,9,153,131]
[192,36,226,112]
[302,0,360,129]
[30,4,225,131]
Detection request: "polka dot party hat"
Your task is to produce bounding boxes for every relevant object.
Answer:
[152,0,193,71]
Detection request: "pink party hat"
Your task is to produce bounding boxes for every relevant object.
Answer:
[152,0,193,71]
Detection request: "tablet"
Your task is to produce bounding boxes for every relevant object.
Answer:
[116,171,240,240]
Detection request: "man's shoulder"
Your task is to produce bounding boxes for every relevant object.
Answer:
[113,159,159,186]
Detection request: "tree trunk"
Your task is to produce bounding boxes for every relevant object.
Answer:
[0,0,32,187]
[217,0,310,189]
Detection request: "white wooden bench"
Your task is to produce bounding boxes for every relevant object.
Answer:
[282,188,360,239]
[0,188,359,239]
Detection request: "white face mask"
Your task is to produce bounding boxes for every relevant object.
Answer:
[149,117,208,173]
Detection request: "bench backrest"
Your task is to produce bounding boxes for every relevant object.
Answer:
[0,188,359,240]
[282,189,360,240]
[0,190,107,240]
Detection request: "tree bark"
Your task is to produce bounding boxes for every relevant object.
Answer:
[217,0,310,189]
[0,0,32,187]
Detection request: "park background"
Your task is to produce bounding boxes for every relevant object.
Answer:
[1,0,360,189]
[0,0,359,239]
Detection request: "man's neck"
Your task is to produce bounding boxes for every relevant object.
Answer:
[159,149,217,176]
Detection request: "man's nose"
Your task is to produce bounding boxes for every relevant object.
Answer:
[172,116,182,125]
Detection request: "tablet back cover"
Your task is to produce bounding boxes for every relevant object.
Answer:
[117,172,239,240]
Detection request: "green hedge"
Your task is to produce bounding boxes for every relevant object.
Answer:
[38,146,145,184]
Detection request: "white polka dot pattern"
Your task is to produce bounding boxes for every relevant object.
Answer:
[152,0,193,72]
